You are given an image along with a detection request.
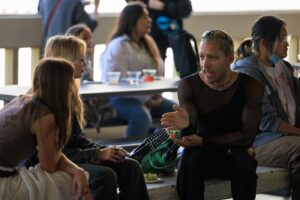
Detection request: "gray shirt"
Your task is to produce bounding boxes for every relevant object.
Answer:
[100,34,159,103]
[232,55,300,147]
[0,96,50,167]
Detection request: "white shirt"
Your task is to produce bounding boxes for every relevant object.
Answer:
[100,34,158,103]
[264,61,296,125]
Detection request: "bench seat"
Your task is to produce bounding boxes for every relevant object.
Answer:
[147,166,290,200]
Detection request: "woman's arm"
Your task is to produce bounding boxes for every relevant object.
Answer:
[278,120,300,136]
[32,114,90,199]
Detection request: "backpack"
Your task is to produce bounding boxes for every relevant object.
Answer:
[168,30,200,78]
[130,129,180,174]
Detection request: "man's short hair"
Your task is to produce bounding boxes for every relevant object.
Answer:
[201,30,234,56]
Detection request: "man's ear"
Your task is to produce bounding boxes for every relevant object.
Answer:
[227,52,234,64]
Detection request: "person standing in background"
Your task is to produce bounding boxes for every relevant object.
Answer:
[38,0,99,49]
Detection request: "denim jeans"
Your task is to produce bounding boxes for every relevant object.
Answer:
[110,96,175,138]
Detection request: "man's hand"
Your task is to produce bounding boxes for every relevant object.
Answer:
[161,104,189,130]
[170,134,203,148]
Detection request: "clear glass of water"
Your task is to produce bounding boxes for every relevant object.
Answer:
[127,71,142,85]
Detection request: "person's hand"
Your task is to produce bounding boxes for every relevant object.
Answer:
[145,93,163,109]
[99,146,129,163]
[148,0,164,10]
[72,168,90,200]
[161,104,189,130]
[170,134,203,148]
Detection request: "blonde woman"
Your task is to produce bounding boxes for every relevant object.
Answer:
[0,58,92,200]
[25,35,149,200]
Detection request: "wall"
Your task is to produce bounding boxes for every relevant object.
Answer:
[0,11,300,84]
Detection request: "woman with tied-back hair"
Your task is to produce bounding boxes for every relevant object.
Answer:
[66,23,95,82]
[233,15,300,199]
[235,38,253,61]
[25,35,149,200]
[0,58,92,200]
[100,2,175,138]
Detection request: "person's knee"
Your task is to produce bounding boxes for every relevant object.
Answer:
[92,167,117,186]
[131,108,152,125]
[234,157,257,181]
[126,108,152,137]
[88,166,118,200]
[121,159,143,176]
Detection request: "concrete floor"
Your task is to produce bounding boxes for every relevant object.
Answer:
[85,128,292,200]
[226,194,290,200]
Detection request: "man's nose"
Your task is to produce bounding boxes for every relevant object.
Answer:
[201,57,209,69]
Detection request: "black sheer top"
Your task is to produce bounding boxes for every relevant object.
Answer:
[179,72,263,147]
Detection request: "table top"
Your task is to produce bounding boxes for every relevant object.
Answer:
[0,77,180,103]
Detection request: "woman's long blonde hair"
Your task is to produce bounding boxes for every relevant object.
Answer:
[44,35,85,129]
[32,58,74,148]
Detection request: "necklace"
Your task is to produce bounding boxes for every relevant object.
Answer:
[212,72,234,91]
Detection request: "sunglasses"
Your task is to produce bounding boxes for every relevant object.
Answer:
[201,30,233,44]
[201,30,234,55]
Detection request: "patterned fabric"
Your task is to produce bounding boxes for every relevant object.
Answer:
[0,166,76,200]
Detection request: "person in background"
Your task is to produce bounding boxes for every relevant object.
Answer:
[235,38,253,61]
[232,15,300,199]
[0,58,92,200]
[25,35,149,200]
[161,30,263,200]
[66,23,95,82]
[65,23,117,142]
[38,0,99,49]
[100,2,174,138]
[126,0,192,60]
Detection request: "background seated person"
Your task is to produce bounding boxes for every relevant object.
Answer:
[161,30,263,200]
[66,23,95,82]
[100,2,174,138]
[66,23,116,130]
[232,15,300,199]
[0,58,91,200]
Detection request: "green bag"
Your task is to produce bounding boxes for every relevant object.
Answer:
[140,131,179,174]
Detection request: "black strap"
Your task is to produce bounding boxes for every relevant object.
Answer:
[0,170,17,178]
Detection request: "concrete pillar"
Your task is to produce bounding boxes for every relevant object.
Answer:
[4,48,18,85]
[287,35,299,64]
[31,47,40,79]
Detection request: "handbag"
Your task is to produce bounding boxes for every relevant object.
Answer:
[130,128,179,174]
